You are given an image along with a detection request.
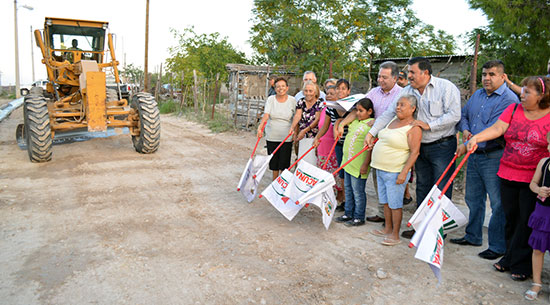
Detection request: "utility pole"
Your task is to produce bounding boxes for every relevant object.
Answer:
[14,0,21,98]
[31,25,35,82]
[143,0,150,92]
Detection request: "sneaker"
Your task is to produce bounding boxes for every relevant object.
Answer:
[335,215,352,223]
[336,203,345,211]
[403,197,413,205]
[344,219,366,227]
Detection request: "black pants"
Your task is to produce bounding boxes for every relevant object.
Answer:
[497,178,537,276]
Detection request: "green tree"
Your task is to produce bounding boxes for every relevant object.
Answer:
[166,27,248,87]
[467,0,550,79]
[121,63,144,86]
[250,0,455,79]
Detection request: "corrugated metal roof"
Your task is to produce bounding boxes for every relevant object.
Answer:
[373,54,472,63]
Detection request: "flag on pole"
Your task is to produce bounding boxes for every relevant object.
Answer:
[408,147,476,283]
[410,199,444,283]
[407,185,467,234]
[294,172,337,230]
[237,130,291,203]
[260,169,304,220]
[239,155,272,202]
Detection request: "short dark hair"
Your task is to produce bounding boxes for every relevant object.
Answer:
[357,98,375,118]
[274,77,288,86]
[482,60,505,73]
[380,61,399,78]
[521,76,550,109]
[407,57,432,75]
[336,78,350,90]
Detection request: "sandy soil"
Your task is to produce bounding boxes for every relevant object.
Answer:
[0,102,544,304]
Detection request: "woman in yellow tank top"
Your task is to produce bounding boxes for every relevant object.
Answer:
[370,94,422,246]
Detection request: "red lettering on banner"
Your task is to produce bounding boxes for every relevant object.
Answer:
[442,211,449,222]
[295,169,319,186]
[427,198,434,208]
[276,176,288,189]
[432,235,444,265]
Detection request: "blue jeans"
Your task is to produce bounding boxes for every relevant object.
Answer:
[344,171,367,220]
[464,150,506,253]
[416,138,456,207]
[335,144,344,179]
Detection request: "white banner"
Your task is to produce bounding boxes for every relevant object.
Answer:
[239,155,272,202]
[283,160,326,203]
[261,169,304,221]
[295,172,337,230]
[322,101,346,112]
[408,185,467,234]
[336,94,365,112]
[411,199,444,283]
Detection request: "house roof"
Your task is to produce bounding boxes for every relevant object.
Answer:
[373,54,471,63]
[225,64,297,75]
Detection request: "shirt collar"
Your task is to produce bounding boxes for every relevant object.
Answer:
[378,84,399,95]
[485,82,507,96]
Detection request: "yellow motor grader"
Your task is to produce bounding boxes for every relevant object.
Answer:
[17,17,160,162]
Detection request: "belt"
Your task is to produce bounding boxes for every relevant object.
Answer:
[422,136,454,146]
[474,146,503,154]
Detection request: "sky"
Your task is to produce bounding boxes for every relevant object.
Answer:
[0,0,488,86]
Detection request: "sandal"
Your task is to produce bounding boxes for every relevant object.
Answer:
[370,229,387,237]
[511,273,529,281]
[381,237,401,246]
[525,283,542,300]
[493,262,509,273]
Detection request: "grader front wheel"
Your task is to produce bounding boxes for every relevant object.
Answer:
[130,92,160,153]
[23,94,52,162]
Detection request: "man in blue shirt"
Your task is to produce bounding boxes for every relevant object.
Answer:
[451,60,519,260]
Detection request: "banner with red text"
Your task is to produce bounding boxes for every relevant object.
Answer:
[294,172,337,230]
[411,199,444,283]
[239,155,272,202]
[261,169,304,220]
[408,185,467,234]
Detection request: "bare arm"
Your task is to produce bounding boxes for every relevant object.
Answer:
[504,73,522,95]
[257,113,270,138]
[336,110,357,138]
[360,150,372,175]
[530,158,550,198]
[467,119,509,152]
[397,126,422,184]
[290,109,303,136]
[298,110,321,141]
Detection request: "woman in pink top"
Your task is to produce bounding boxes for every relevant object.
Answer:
[468,76,550,281]
[315,85,342,193]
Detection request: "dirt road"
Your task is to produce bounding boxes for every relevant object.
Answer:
[0,103,540,304]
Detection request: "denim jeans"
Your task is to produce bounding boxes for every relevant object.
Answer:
[464,149,506,253]
[415,138,456,207]
[335,144,344,179]
[344,171,367,220]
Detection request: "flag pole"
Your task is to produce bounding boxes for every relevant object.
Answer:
[322,136,340,170]
[438,146,476,200]
[252,132,292,179]
[251,121,267,159]
[435,154,458,186]
[287,141,319,171]
[332,139,377,177]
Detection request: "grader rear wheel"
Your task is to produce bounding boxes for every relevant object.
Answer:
[130,92,160,153]
[23,94,52,162]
